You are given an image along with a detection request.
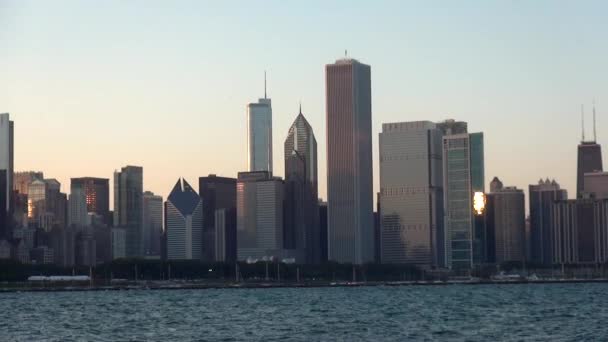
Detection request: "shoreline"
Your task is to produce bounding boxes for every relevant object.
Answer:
[2,278,608,293]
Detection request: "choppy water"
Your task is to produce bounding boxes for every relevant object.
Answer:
[1,284,607,341]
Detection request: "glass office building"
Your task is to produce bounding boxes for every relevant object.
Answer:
[443,132,485,270]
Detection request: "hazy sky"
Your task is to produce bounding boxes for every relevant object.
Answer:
[1,0,607,208]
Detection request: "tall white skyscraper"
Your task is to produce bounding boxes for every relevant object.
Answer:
[247,73,273,173]
[379,121,443,266]
[325,57,374,264]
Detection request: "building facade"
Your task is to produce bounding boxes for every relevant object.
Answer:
[529,179,567,265]
[70,177,110,225]
[552,198,608,264]
[379,121,443,266]
[69,187,88,227]
[165,178,203,260]
[325,57,374,264]
[247,80,273,173]
[284,108,320,264]
[143,191,163,257]
[577,141,603,198]
[487,179,526,263]
[583,172,608,199]
[236,171,285,261]
[13,171,43,196]
[111,228,126,259]
[0,113,13,238]
[199,175,237,262]
[442,131,485,270]
[113,166,143,257]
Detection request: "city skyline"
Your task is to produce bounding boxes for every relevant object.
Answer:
[2,1,608,209]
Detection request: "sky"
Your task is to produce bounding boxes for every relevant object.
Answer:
[1,0,607,209]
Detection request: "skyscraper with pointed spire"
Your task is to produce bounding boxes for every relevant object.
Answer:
[247,72,273,173]
[577,103,603,198]
[284,104,320,263]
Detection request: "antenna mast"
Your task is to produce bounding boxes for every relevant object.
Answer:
[264,70,267,99]
[593,100,597,142]
[582,104,585,142]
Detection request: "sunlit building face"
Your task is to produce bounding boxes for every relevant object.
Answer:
[473,192,486,216]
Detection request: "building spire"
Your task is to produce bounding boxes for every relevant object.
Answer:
[264,70,267,99]
[582,104,585,142]
[299,101,302,115]
[593,99,597,142]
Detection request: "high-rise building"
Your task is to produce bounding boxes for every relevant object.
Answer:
[577,142,603,198]
[583,172,608,199]
[469,132,486,265]
[325,57,374,264]
[552,198,608,264]
[113,166,143,257]
[379,121,443,266]
[111,227,126,260]
[486,178,526,263]
[44,179,67,229]
[28,179,48,229]
[50,226,76,267]
[0,113,14,238]
[442,131,485,270]
[76,229,96,266]
[236,171,285,261]
[284,106,320,264]
[13,171,43,195]
[165,178,203,260]
[0,170,7,239]
[247,74,273,173]
[70,177,110,225]
[319,200,328,263]
[576,105,603,198]
[143,191,163,257]
[68,188,88,227]
[529,179,567,265]
[436,119,468,136]
[199,175,237,262]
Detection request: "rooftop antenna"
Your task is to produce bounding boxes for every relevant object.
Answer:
[345,49,348,57]
[582,104,585,142]
[593,99,597,142]
[264,70,267,99]
[299,100,302,114]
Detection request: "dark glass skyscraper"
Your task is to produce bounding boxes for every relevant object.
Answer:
[325,57,374,264]
[113,166,143,257]
[70,177,110,225]
[199,175,236,262]
[442,130,485,270]
[577,142,603,198]
[0,170,7,238]
[529,179,567,265]
[0,113,14,238]
[284,107,319,264]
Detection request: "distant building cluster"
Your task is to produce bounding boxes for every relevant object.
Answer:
[0,59,604,272]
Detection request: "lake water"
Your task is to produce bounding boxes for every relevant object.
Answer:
[1,283,606,341]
